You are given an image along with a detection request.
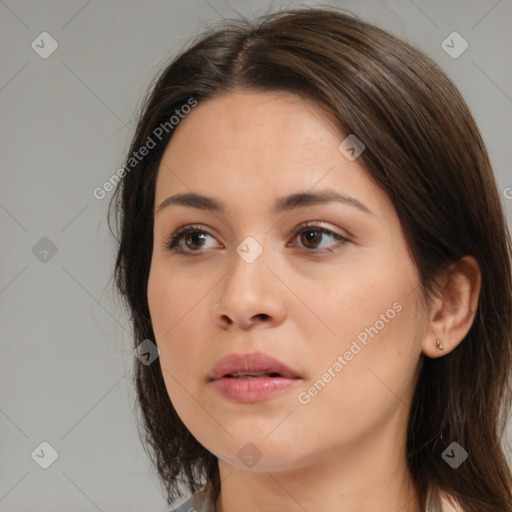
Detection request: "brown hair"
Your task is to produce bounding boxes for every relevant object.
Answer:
[109,7,512,511]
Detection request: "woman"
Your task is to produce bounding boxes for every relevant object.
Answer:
[109,7,512,512]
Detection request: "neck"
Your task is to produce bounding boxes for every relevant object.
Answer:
[214,435,422,512]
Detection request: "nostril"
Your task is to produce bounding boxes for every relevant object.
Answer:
[221,315,233,325]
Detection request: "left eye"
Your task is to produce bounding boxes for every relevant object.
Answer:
[289,223,349,253]
[164,223,349,255]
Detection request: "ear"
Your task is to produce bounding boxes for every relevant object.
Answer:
[422,256,482,358]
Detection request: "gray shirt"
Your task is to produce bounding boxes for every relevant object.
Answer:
[168,487,455,512]
[169,489,214,512]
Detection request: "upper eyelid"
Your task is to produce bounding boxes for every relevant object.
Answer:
[171,222,345,240]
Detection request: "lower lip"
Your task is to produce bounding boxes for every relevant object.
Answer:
[210,376,300,403]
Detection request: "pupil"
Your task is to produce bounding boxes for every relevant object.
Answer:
[186,233,205,250]
[302,230,320,248]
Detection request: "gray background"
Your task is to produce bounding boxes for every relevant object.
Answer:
[1,0,511,510]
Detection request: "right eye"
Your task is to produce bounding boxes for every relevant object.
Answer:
[164,225,220,255]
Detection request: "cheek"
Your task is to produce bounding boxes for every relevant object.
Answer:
[148,278,198,427]
[148,264,194,378]
[147,261,212,395]
[307,255,423,392]
[312,253,417,341]
[292,304,423,451]
[147,266,171,333]
[148,260,197,339]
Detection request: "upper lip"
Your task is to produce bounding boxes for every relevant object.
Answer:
[208,352,302,380]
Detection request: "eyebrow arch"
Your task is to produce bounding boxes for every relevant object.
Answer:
[156,189,373,215]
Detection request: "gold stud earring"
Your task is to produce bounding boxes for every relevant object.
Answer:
[436,339,444,351]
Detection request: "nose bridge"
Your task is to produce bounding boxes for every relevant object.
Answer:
[223,234,270,302]
[212,234,285,329]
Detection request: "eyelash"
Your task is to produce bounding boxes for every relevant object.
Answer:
[163,222,350,256]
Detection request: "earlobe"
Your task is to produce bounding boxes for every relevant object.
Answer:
[422,256,481,358]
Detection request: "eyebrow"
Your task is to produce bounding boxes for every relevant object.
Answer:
[155,189,373,215]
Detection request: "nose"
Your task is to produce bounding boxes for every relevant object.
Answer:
[211,244,287,331]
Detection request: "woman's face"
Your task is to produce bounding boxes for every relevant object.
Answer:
[148,91,429,472]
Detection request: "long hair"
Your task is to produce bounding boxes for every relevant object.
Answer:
[109,7,512,511]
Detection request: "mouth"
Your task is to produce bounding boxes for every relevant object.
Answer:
[208,351,301,381]
[223,371,284,379]
[208,352,302,403]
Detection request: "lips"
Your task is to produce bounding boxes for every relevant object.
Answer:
[208,352,301,381]
[208,352,302,403]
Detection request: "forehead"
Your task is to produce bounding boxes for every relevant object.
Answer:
[158,91,339,169]
[154,91,390,220]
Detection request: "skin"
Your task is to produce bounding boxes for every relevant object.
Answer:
[147,91,481,512]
